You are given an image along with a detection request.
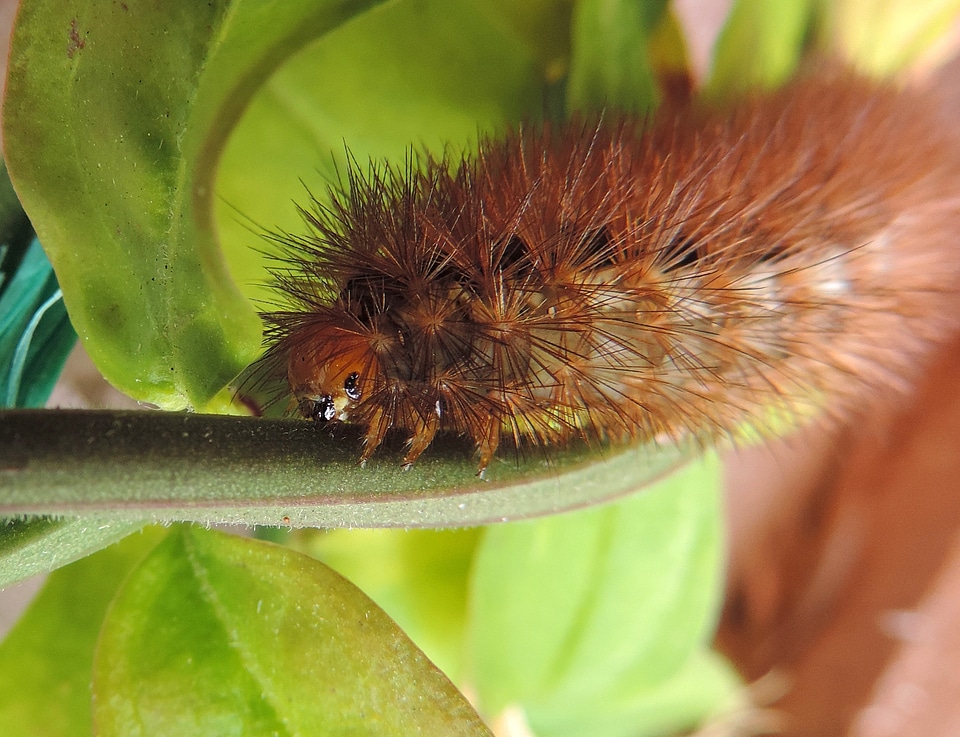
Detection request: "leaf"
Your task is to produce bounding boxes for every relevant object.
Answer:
[216,0,545,309]
[706,0,814,96]
[301,527,482,680]
[468,455,737,735]
[565,0,669,115]
[0,528,166,737]
[3,0,388,411]
[527,649,744,737]
[0,517,146,589]
[818,0,960,75]
[0,409,687,529]
[0,156,75,409]
[0,239,77,408]
[93,526,492,736]
[482,0,576,74]
[0,161,32,256]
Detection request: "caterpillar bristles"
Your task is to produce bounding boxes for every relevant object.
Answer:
[250,67,960,474]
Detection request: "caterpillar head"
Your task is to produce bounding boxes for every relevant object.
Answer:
[286,328,375,425]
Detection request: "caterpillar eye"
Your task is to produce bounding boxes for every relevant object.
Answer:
[300,396,336,423]
[344,372,362,401]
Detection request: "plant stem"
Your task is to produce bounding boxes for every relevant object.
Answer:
[0,409,684,528]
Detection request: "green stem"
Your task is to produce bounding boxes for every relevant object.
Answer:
[0,409,684,528]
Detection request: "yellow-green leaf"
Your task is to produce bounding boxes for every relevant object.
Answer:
[93,527,491,736]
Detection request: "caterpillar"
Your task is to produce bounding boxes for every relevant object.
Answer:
[253,68,960,474]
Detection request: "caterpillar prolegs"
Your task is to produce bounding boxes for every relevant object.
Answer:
[256,69,960,473]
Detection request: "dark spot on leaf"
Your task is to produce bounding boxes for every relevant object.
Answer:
[67,18,85,60]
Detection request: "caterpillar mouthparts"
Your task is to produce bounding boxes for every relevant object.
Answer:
[255,69,960,474]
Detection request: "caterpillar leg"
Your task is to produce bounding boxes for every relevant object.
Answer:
[474,415,501,478]
[401,406,441,469]
[359,406,391,467]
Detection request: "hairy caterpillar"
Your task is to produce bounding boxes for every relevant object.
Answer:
[253,69,960,474]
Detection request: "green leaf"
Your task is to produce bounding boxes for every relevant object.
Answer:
[482,0,576,75]
[816,0,960,75]
[468,455,736,734]
[93,526,492,736]
[0,162,75,409]
[3,0,388,411]
[565,0,668,115]
[301,527,482,680]
[3,285,73,409]
[216,0,544,309]
[0,409,687,529]
[0,161,32,256]
[0,239,77,408]
[527,649,744,737]
[0,517,146,589]
[706,0,814,96]
[0,527,166,737]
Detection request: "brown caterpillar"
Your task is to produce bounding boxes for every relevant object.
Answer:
[254,69,960,474]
